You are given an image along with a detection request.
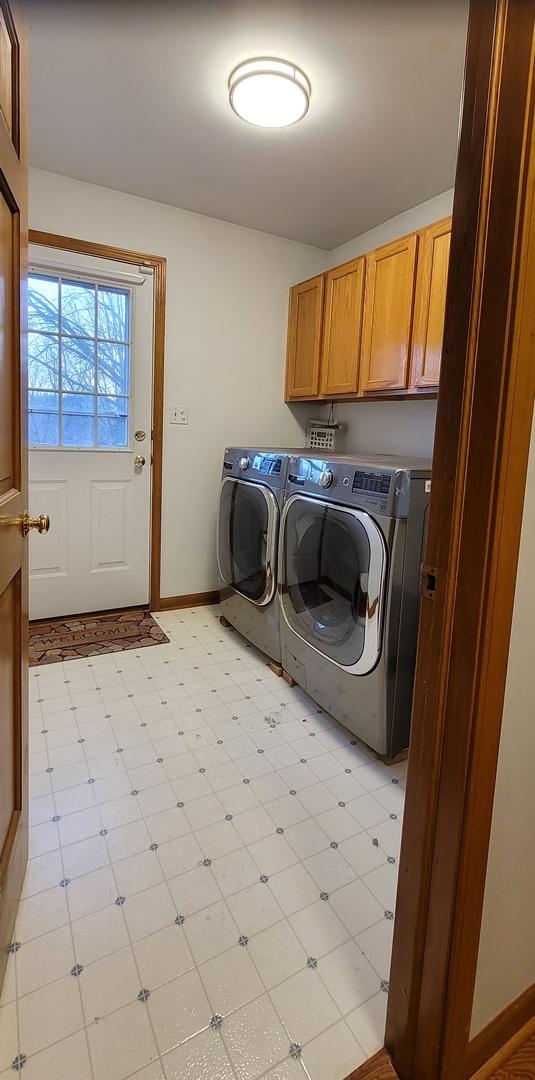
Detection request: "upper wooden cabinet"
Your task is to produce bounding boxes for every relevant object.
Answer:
[283,214,451,402]
[410,217,452,389]
[321,257,365,396]
[285,274,325,400]
[359,233,418,394]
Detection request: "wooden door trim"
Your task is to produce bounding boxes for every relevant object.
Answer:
[467,984,535,1076]
[382,2,535,1079]
[28,229,166,613]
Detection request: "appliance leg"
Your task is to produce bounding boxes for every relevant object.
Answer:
[219,615,233,629]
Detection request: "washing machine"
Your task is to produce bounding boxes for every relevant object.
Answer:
[279,452,432,757]
[217,447,296,663]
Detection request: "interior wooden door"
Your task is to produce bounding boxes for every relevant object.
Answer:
[0,0,29,992]
[359,233,418,393]
[284,274,325,400]
[321,257,365,396]
[410,217,452,389]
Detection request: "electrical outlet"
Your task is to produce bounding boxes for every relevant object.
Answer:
[169,405,189,425]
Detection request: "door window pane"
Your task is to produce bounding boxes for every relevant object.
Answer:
[28,333,59,389]
[62,338,96,392]
[98,416,127,448]
[28,271,132,449]
[28,275,59,332]
[98,286,129,341]
[97,343,129,394]
[61,280,96,336]
[63,414,94,447]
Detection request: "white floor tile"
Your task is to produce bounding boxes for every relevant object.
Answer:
[199,943,264,1015]
[87,1000,159,1080]
[227,882,284,938]
[134,923,194,991]
[18,974,85,1057]
[72,903,129,966]
[80,944,140,1020]
[168,864,222,916]
[329,879,385,937]
[184,900,240,965]
[148,968,210,1053]
[318,940,380,1014]
[163,1027,234,1080]
[301,1019,366,1080]
[223,994,290,1080]
[290,902,349,958]
[16,1030,92,1080]
[16,924,74,997]
[270,967,341,1043]
[248,920,308,989]
[346,990,388,1058]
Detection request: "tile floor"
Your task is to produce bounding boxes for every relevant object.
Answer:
[0,604,406,1080]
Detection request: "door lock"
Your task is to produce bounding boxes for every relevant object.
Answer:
[134,455,146,468]
[134,430,146,441]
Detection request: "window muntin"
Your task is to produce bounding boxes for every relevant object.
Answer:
[28,273,131,449]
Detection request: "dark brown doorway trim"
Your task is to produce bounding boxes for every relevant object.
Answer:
[28,229,166,613]
[381,2,535,1079]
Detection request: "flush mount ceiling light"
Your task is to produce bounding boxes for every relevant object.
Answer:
[228,58,311,128]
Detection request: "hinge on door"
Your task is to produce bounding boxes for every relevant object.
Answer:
[420,563,437,600]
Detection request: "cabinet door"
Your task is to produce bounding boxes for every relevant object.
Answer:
[321,257,365,396]
[285,275,325,400]
[410,217,452,389]
[359,233,418,393]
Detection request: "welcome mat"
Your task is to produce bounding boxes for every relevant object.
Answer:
[29,609,169,667]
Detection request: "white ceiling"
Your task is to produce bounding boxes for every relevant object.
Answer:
[26,0,468,250]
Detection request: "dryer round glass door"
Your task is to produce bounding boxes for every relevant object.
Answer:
[217,477,278,606]
[280,494,387,674]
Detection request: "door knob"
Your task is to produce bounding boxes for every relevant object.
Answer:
[0,512,50,536]
[134,455,146,468]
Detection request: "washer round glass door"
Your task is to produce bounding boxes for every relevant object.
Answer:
[280,494,387,673]
[217,477,278,606]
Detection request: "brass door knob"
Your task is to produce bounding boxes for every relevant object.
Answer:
[0,512,50,536]
[134,454,146,468]
[22,513,50,536]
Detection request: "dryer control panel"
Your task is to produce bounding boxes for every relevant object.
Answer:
[286,455,431,519]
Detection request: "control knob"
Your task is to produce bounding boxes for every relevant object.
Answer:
[239,456,250,471]
[319,469,334,489]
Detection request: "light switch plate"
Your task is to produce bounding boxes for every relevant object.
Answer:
[169,405,189,425]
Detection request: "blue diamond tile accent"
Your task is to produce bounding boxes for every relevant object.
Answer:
[175,915,185,926]
[138,988,151,1002]
[289,1043,302,1059]
[11,1053,27,1071]
[259,874,269,884]
[210,1014,223,1030]
[59,878,70,888]
[70,964,83,976]
[320,891,329,902]
[307,957,318,969]
[115,895,126,906]
[8,942,21,954]
[149,843,159,851]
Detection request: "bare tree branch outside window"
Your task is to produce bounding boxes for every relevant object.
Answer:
[28,273,131,448]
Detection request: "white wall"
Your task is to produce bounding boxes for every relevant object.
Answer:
[324,188,454,462]
[470,410,535,1036]
[28,168,324,599]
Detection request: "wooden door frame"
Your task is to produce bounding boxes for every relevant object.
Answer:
[27,229,166,613]
[348,2,535,1078]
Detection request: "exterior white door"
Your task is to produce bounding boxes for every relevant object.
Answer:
[28,246,153,619]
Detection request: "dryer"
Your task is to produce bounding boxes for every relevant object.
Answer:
[279,452,431,757]
[217,447,295,663]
